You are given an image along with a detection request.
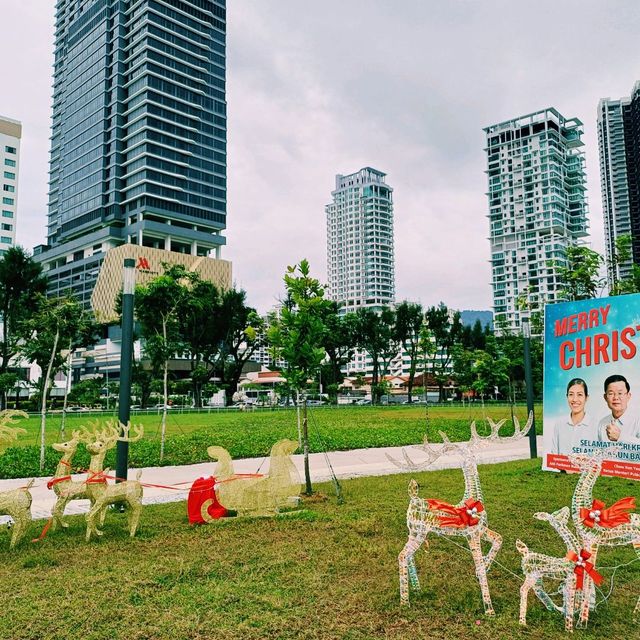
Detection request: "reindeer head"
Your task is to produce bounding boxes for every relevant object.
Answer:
[534,506,571,526]
[52,430,83,454]
[568,445,618,473]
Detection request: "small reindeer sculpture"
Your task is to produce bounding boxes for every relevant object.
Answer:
[568,451,640,627]
[395,414,533,616]
[80,421,144,541]
[0,410,32,548]
[517,507,582,632]
[49,430,93,530]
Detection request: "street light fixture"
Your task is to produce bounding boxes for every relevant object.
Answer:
[522,317,537,459]
[116,258,136,482]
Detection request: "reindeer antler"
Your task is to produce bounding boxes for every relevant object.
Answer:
[386,428,463,470]
[117,422,144,443]
[0,410,28,454]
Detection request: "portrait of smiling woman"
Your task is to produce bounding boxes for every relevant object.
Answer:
[550,378,593,455]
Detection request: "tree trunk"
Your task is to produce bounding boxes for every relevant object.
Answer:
[59,338,73,439]
[40,328,60,471]
[302,399,312,496]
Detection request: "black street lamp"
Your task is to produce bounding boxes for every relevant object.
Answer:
[522,317,537,459]
[116,258,136,482]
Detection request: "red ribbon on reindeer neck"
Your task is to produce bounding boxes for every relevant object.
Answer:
[580,497,636,529]
[426,498,484,528]
[566,549,603,591]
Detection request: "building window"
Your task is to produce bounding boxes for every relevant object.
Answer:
[4,159,15,167]
[4,146,16,154]
[1,224,12,231]
[1,237,12,244]
[3,185,15,193]
[2,198,13,205]
[3,172,15,180]
[1,210,12,218]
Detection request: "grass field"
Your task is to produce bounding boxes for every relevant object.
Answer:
[0,404,542,479]
[0,459,637,639]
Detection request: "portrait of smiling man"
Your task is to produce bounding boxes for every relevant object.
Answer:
[597,374,640,444]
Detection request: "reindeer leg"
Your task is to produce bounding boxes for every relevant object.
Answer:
[51,496,70,531]
[469,533,495,616]
[86,502,105,541]
[126,498,142,538]
[532,578,562,613]
[576,546,597,629]
[482,528,502,572]
[563,573,577,633]
[398,534,426,605]
[519,575,536,626]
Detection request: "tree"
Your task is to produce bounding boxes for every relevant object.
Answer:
[553,245,605,301]
[178,277,224,407]
[135,266,191,460]
[268,260,330,495]
[320,303,358,403]
[394,301,424,403]
[609,234,640,295]
[217,289,265,407]
[0,247,48,406]
[354,306,398,404]
[424,303,463,402]
[21,296,97,470]
[67,378,103,406]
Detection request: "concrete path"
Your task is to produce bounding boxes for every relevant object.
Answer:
[0,436,543,521]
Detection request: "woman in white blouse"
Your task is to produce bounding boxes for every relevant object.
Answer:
[551,378,593,455]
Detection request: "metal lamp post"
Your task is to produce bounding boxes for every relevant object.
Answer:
[116,258,136,482]
[522,317,537,459]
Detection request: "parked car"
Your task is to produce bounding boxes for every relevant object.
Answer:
[354,399,371,405]
[155,403,173,410]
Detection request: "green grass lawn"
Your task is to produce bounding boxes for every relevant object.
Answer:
[0,459,637,639]
[0,404,543,479]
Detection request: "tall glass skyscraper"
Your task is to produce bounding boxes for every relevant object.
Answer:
[484,108,588,333]
[598,81,640,289]
[326,167,395,314]
[37,0,227,305]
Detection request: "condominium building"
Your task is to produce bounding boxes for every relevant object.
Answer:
[326,167,395,314]
[598,81,640,289]
[36,0,228,307]
[484,108,588,333]
[0,117,21,255]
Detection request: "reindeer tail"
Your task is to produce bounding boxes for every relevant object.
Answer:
[136,470,142,481]
[515,539,528,556]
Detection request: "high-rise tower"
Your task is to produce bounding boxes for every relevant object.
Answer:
[0,116,21,255]
[484,108,588,333]
[326,167,394,314]
[598,81,640,289]
[37,0,228,306]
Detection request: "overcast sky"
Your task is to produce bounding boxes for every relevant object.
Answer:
[1,1,639,314]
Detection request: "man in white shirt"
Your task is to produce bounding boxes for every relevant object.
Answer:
[597,374,640,444]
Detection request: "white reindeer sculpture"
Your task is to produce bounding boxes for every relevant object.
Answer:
[395,414,533,616]
[568,451,640,627]
[517,507,582,632]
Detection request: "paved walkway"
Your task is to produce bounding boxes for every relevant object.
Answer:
[0,436,543,521]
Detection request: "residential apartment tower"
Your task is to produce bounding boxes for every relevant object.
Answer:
[326,167,395,314]
[0,117,21,255]
[484,108,588,333]
[598,81,640,289]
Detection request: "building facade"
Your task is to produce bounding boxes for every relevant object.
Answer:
[598,81,640,289]
[0,117,21,255]
[37,0,228,306]
[484,108,588,333]
[326,167,395,314]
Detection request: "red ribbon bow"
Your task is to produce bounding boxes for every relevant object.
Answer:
[580,497,636,529]
[566,549,603,591]
[427,498,484,528]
